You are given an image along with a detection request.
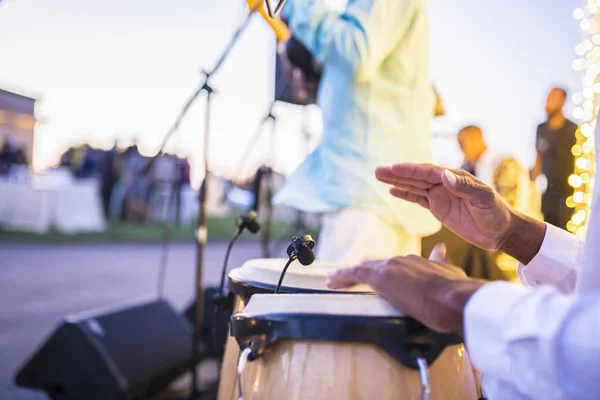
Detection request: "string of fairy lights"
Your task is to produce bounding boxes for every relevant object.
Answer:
[568,2,599,236]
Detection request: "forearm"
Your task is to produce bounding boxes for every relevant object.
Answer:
[436,278,487,337]
[499,210,546,265]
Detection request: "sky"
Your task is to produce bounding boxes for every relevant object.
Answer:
[0,0,582,180]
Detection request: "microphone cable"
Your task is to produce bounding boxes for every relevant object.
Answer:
[274,257,294,293]
[212,213,260,357]
[210,228,243,356]
[216,229,243,309]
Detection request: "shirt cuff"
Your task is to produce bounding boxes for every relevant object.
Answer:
[516,223,581,293]
[464,282,530,377]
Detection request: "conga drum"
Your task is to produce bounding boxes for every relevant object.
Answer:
[231,294,479,400]
[217,258,371,400]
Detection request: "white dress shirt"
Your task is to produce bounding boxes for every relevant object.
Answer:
[463,114,600,399]
[464,224,599,399]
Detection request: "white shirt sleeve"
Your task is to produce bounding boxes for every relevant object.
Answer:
[517,223,584,294]
[465,282,600,400]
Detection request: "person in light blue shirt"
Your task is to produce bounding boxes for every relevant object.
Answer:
[273,0,440,263]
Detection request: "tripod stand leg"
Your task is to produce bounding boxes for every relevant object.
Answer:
[261,170,273,258]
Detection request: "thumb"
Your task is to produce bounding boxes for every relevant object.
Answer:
[429,243,447,263]
[441,169,489,202]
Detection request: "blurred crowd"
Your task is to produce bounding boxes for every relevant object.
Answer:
[455,87,576,230]
[59,142,191,224]
[0,136,26,176]
[1,87,576,235]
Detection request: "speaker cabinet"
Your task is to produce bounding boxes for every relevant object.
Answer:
[183,287,234,361]
[15,299,194,400]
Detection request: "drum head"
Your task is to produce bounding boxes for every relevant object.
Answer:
[228,259,372,299]
[242,293,401,316]
[231,294,462,370]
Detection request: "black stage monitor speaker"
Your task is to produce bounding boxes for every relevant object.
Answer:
[15,299,194,400]
[183,287,234,361]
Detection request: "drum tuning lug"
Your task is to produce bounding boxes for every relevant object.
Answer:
[416,357,431,400]
[237,347,252,400]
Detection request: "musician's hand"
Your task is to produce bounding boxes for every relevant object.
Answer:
[376,164,512,251]
[291,68,318,104]
[278,40,318,103]
[278,41,294,79]
[326,254,486,336]
[375,163,546,264]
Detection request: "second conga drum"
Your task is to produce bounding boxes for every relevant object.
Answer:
[217,258,372,400]
[231,294,479,400]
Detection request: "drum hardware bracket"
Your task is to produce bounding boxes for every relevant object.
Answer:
[230,313,462,370]
[416,356,431,400]
[237,347,253,400]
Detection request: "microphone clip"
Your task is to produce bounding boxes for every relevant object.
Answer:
[275,235,316,293]
[236,211,261,234]
[286,235,316,262]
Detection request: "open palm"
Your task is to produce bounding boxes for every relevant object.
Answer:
[377,164,513,251]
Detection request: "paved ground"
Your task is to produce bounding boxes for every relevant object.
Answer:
[0,240,268,399]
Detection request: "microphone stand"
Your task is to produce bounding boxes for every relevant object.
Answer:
[146,10,257,400]
[229,99,282,259]
[261,106,277,259]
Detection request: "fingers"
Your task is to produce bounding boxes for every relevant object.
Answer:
[387,184,429,197]
[376,166,438,189]
[361,259,386,267]
[389,163,445,184]
[428,243,447,263]
[441,169,495,203]
[326,265,379,289]
[389,188,430,209]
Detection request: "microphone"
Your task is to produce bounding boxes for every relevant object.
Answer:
[236,210,261,234]
[216,212,262,311]
[246,0,291,42]
[275,235,316,293]
[286,235,316,266]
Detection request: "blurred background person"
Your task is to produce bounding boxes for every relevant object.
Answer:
[0,136,26,176]
[454,124,542,279]
[273,0,440,264]
[458,125,541,219]
[120,141,150,222]
[59,144,98,179]
[531,87,578,229]
[98,142,119,218]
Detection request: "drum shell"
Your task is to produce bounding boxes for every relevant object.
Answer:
[238,341,478,400]
[218,297,246,400]
[219,263,481,399]
[219,263,370,400]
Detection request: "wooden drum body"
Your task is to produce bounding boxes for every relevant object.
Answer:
[218,259,371,400]
[230,294,479,400]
